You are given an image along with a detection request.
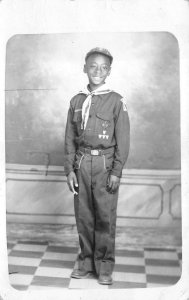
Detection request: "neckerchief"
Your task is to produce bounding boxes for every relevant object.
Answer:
[79,84,113,130]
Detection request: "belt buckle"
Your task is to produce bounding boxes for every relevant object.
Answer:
[91,149,99,156]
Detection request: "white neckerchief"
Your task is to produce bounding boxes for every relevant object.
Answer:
[79,83,113,130]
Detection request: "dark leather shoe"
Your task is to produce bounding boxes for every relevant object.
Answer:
[71,269,91,279]
[98,273,113,285]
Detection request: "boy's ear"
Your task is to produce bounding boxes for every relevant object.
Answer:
[83,64,87,73]
[107,66,111,76]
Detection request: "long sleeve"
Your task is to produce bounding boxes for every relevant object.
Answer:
[111,102,130,178]
[64,104,77,176]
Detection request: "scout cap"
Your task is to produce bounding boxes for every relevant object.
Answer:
[85,47,113,65]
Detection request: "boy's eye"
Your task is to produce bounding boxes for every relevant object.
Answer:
[101,65,108,71]
[88,64,109,72]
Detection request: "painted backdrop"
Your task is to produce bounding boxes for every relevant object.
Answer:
[5,32,180,169]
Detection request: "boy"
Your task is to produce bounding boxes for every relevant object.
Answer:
[64,47,130,285]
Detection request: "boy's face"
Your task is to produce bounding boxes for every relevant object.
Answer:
[83,53,111,90]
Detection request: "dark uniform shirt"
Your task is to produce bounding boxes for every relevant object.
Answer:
[64,91,130,178]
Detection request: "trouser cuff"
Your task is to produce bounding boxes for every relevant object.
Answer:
[95,260,114,275]
[78,257,95,272]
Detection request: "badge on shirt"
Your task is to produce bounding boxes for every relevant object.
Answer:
[99,120,110,139]
[98,131,109,140]
[102,121,110,128]
[120,98,127,112]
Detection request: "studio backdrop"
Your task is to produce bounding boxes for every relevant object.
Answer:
[5,32,181,226]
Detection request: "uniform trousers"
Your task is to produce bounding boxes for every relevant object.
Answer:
[74,150,119,275]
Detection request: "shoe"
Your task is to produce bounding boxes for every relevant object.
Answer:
[71,268,91,279]
[98,273,113,285]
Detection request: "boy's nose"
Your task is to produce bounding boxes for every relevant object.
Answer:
[94,67,102,76]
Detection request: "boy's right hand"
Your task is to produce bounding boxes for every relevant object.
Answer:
[67,171,78,195]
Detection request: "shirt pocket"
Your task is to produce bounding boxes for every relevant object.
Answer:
[95,113,114,136]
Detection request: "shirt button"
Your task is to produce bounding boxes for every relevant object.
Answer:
[89,115,92,118]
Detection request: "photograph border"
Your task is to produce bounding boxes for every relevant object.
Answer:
[0,1,189,300]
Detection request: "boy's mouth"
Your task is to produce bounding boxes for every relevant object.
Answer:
[92,76,102,80]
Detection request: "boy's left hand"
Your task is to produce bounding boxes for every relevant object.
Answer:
[107,175,120,193]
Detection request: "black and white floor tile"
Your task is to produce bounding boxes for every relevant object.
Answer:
[7,240,182,290]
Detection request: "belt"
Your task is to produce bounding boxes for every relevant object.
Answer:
[78,147,114,156]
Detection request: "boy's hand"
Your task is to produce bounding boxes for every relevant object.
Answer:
[107,175,120,193]
[67,171,78,195]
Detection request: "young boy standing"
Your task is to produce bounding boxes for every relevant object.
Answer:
[64,47,130,285]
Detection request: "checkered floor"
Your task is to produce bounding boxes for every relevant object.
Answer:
[7,240,182,290]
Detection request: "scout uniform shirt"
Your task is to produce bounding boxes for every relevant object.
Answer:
[64,86,130,178]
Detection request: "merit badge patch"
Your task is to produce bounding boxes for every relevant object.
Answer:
[120,98,127,112]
